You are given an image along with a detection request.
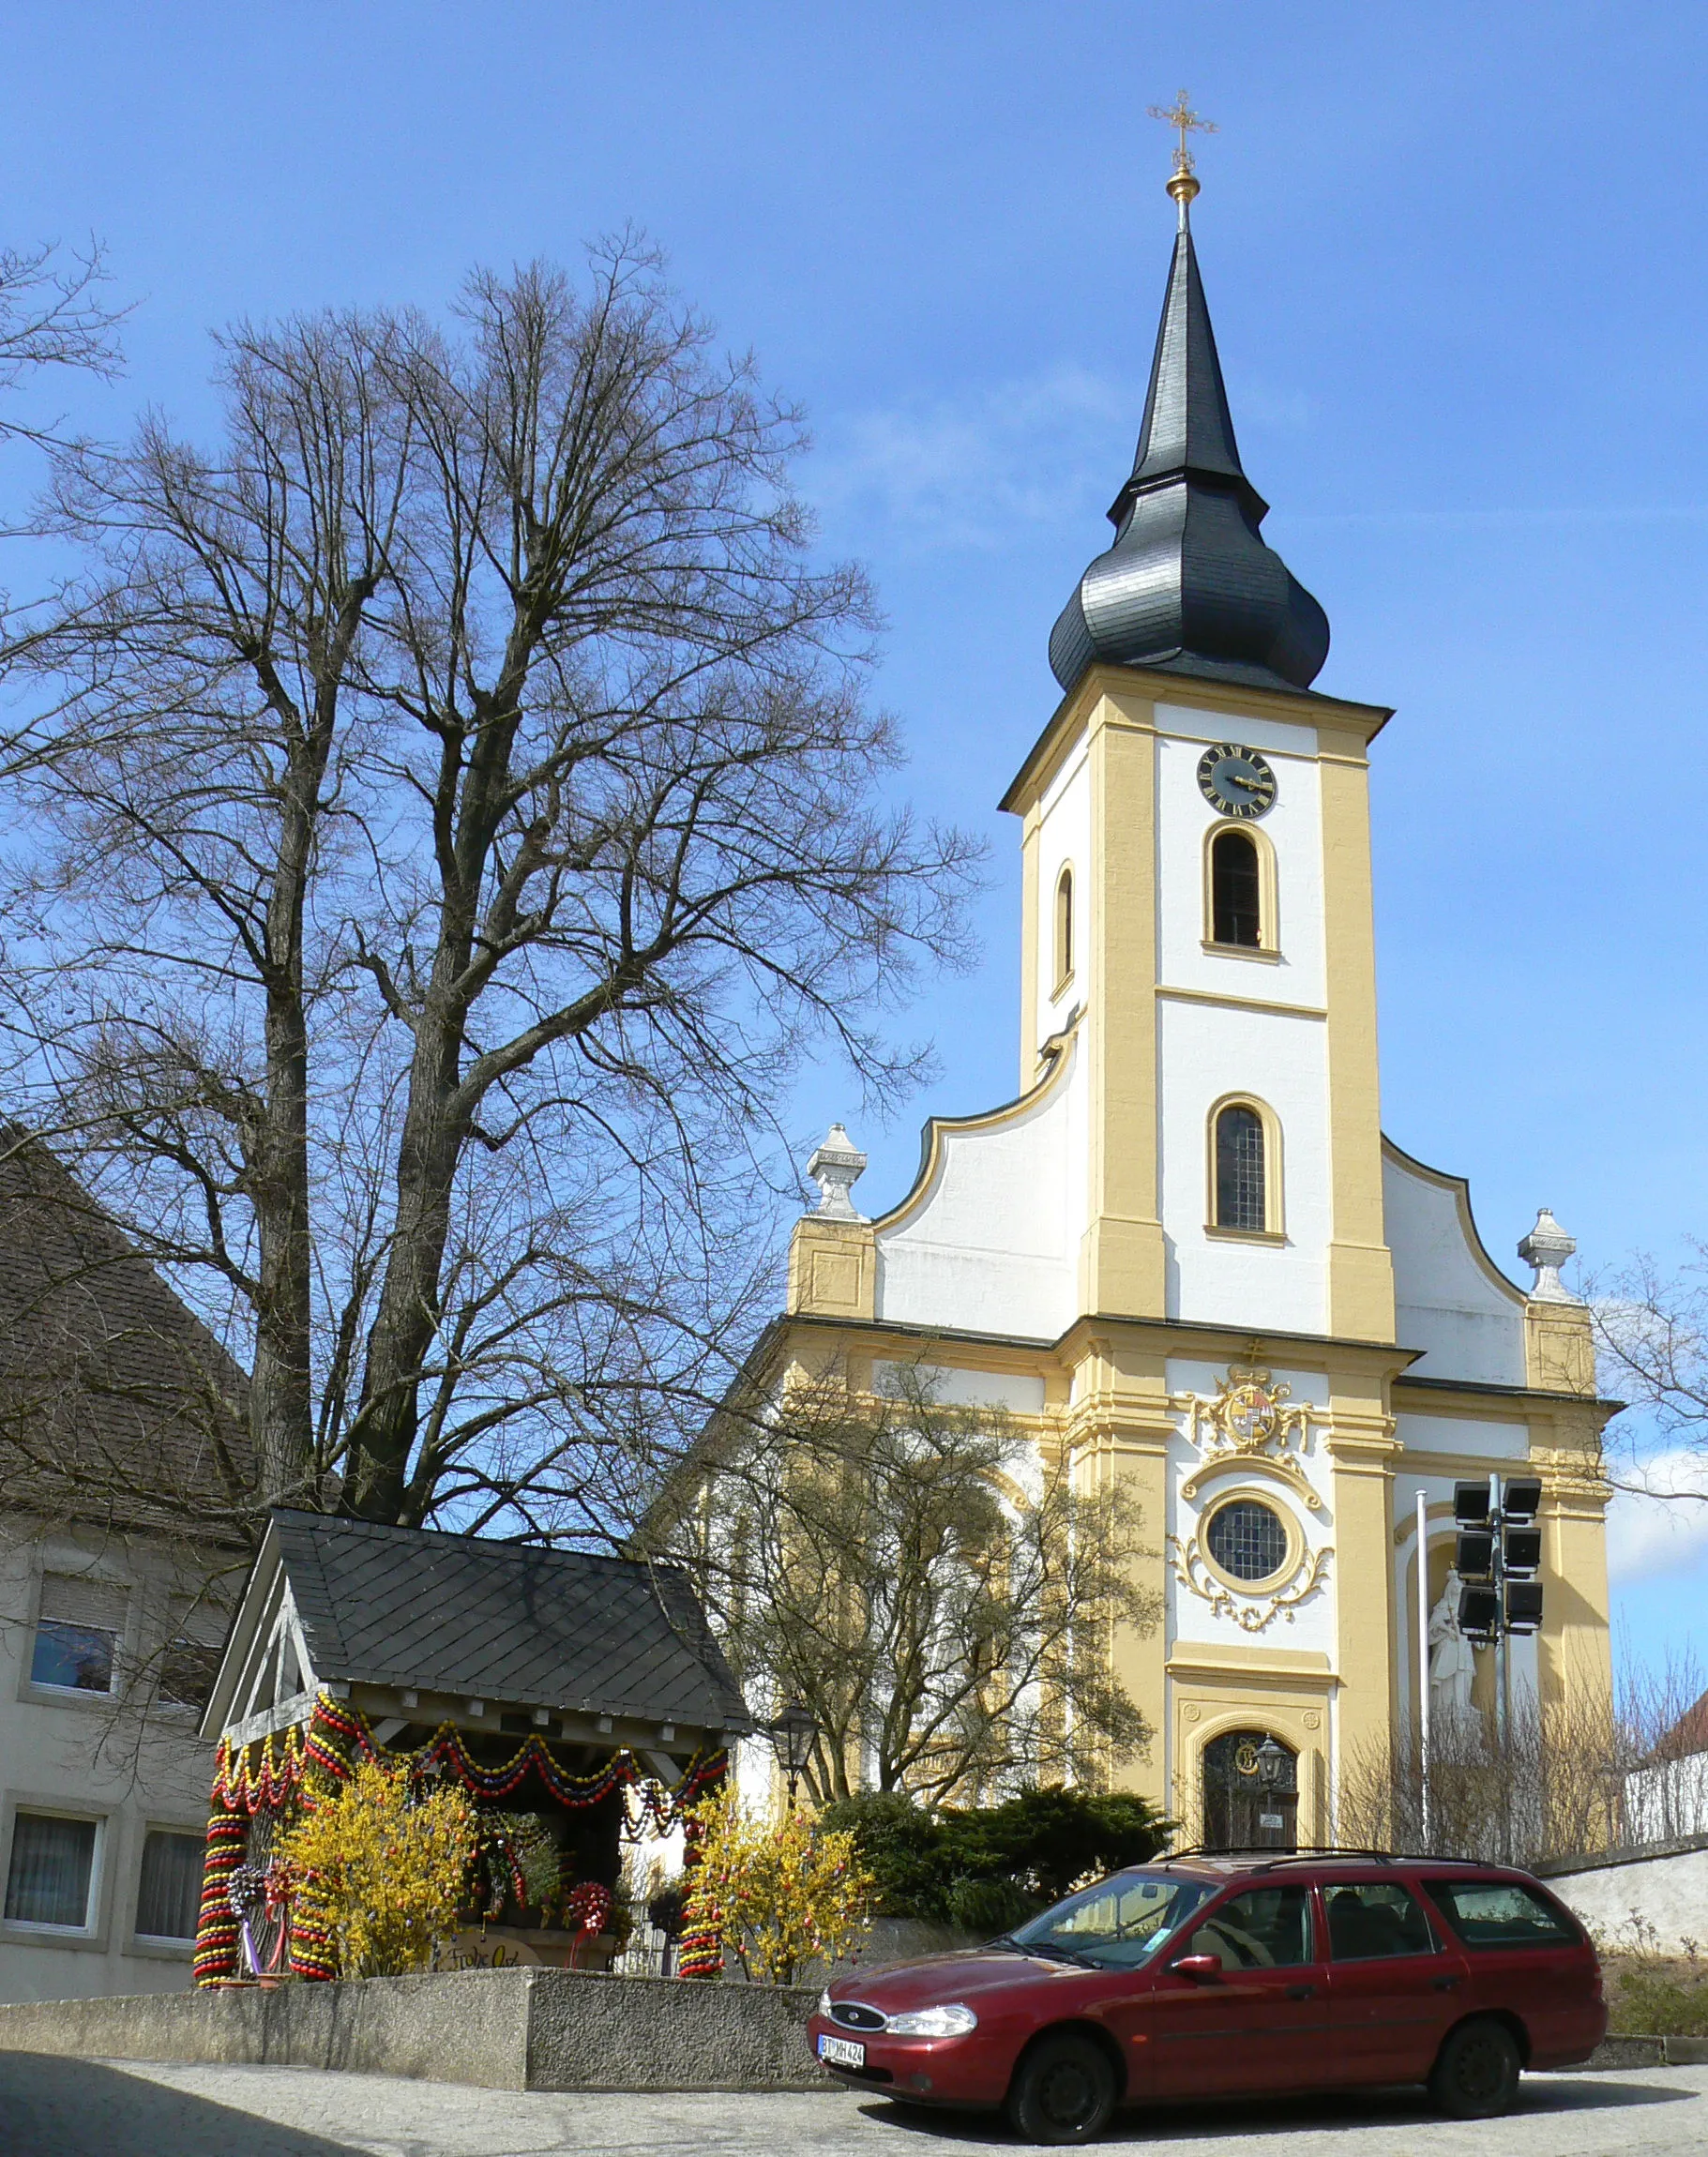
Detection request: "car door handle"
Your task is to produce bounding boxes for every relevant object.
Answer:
[1285,1984,1315,1999]
[1432,1976,1461,1992]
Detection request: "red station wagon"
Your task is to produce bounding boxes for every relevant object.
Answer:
[810,1852,1606,2145]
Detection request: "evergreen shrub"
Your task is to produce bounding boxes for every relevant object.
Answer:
[819,1785,1171,1926]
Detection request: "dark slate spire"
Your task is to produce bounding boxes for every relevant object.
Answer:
[1049,173,1330,699]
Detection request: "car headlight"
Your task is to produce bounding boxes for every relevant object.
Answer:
[884,2003,978,2037]
[817,1989,833,2016]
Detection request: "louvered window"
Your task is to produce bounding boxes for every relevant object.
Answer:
[1211,828,1262,947]
[31,1576,127,1694]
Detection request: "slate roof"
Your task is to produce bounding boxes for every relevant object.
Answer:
[269,1509,750,1735]
[1049,194,1331,699]
[0,1128,254,1536]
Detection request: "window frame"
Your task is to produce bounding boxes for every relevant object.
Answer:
[22,1564,131,1709]
[1197,1489,1304,1596]
[1051,864,1075,996]
[128,1818,208,1959]
[0,1790,113,1949]
[1202,818,1279,961]
[1205,1093,1285,1243]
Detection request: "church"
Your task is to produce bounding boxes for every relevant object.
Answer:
[767,140,1614,1847]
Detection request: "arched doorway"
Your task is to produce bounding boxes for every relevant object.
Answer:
[1202,1728,1299,1850]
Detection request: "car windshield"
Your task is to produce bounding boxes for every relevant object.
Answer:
[1006,1871,1215,1971]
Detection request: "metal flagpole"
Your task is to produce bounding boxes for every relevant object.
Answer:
[1416,1488,1431,1850]
[1491,1471,1511,1864]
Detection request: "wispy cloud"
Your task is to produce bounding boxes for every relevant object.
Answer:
[1608,1450,1708,1584]
[811,366,1138,548]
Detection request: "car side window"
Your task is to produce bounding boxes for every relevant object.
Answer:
[1426,1880,1580,1950]
[1323,1881,1437,1961]
[1186,1885,1312,1970]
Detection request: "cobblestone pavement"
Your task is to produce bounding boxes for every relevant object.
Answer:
[1,2057,1703,2157]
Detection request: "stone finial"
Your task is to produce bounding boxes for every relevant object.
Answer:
[1519,1207,1580,1305]
[806,1124,868,1222]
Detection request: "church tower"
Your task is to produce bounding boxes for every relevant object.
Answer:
[774,143,1614,1844]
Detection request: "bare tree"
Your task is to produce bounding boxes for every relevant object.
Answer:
[0,237,126,455]
[650,1366,1159,1803]
[0,237,981,1536]
[1592,1250,1708,1507]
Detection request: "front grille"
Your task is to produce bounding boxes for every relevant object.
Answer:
[830,2001,886,2031]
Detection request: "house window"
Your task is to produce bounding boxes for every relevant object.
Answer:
[1210,828,1262,947]
[1053,867,1074,990]
[135,1830,204,1941]
[158,1600,223,1712]
[31,1575,127,1694]
[4,1812,97,1928]
[1214,1103,1269,1232]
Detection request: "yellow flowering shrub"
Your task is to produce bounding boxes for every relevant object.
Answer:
[277,1758,477,1980]
[682,1787,873,1984]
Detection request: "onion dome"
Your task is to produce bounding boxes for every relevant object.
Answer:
[1049,174,1330,698]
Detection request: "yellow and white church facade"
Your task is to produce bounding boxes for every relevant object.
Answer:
[766,159,1613,1844]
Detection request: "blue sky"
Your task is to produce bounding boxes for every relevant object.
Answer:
[2,1,1705,1676]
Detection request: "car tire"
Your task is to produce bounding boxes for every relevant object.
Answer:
[1428,2016,1522,2119]
[1006,2032,1118,2146]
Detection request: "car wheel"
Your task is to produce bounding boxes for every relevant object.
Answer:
[1006,2032,1118,2146]
[1429,2016,1522,2119]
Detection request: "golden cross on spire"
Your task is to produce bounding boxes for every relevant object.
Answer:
[1148,88,1217,174]
[1147,89,1217,214]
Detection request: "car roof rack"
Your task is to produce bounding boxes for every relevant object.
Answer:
[1156,1844,1404,1869]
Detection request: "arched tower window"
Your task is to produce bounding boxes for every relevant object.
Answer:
[1214,1101,1270,1233]
[1211,828,1262,948]
[1053,867,1074,991]
[1203,821,1277,955]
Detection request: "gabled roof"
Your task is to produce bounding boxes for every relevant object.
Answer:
[0,1128,253,1537]
[234,1508,748,1736]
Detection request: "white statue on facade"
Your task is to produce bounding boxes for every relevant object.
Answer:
[1427,1568,1476,1727]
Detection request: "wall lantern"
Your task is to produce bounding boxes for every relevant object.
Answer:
[1254,1734,1294,1793]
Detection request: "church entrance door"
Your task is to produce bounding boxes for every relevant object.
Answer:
[1202,1729,1298,1851]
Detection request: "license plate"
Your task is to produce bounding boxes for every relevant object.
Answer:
[818,2033,866,2069]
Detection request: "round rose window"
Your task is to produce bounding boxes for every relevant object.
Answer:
[1206,1498,1289,1582]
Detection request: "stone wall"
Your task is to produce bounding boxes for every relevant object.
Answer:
[0,1967,829,2092]
[1539,1833,1708,1955]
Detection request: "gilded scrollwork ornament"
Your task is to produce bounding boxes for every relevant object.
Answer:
[1168,1533,1331,1633]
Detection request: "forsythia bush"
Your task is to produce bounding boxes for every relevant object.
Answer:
[278,1759,477,1979]
[682,1787,873,1984]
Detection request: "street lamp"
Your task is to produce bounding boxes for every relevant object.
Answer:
[768,1701,817,1807]
[1253,1735,1294,1793]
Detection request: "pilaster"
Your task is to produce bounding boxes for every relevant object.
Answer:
[1318,725,1396,1343]
[1324,1375,1401,1788]
[1080,691,1168,1320]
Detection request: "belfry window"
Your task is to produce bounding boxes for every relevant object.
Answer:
[1053,867,1074,990]
[1210,828,1262,948]
[1215,1104,1268,1233]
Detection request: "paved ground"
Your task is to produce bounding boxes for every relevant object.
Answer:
[0,2059,1704,2157]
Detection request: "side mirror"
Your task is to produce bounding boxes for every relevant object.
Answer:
[1169,1953,1222,1982]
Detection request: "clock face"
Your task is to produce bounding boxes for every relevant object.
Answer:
[1197,742,1277,820]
